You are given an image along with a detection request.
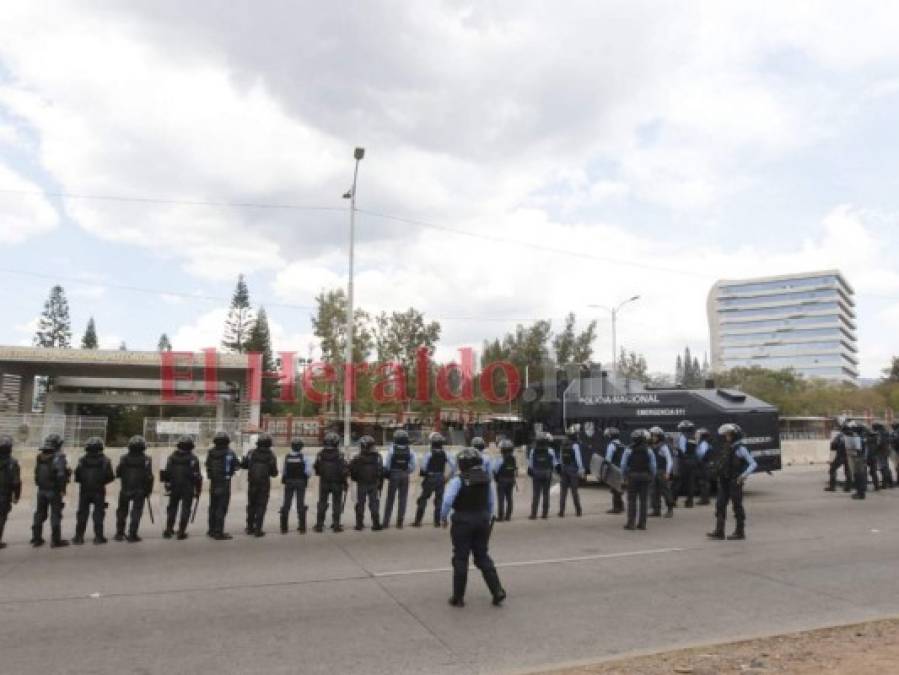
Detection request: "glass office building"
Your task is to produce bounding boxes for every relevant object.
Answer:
[707,270,858,383]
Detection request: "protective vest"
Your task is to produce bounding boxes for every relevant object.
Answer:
[532,447,553,478]
[0,456,20,494]
[608,441,625,466]
[283,453,307,483]
[167,451,199,490]
[452,467,490,513]
[627,446,652,474]
[496,454,517,482]
[248,448,275,485]
[119,453,152,495]
[206,448,237,484]
[76,453,112,492]
[317,449,345,483]
[35,452,65,492]
[353,452,381,484]
[560,442,578,467]
[390,446,411,472]
[425,449,448,474]
[681,439,697,460]
[720,444,750,480]
[652,445,670,473]
[844,434,865,458]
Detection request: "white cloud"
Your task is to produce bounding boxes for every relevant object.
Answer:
[170,308,229,352]
[0,164,59,243]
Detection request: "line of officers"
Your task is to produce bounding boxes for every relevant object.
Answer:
[0,418,757,549]
[826,419,899,499]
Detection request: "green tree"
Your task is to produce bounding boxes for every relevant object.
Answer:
[552,312,597,365]
[246,306,277,413]
[312,289,373,364]
[373,308,441,367]
[222,274,255,353]
[80,317,99,349]
[34,285,72,348]
[883,356,899,383]
[157,333,172,351]
[617,347,649,383]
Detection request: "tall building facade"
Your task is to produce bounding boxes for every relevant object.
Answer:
[707,270,858,383]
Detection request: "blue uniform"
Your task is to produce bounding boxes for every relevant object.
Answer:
[621,444,655,530]
[556,442,584,517]
[713,442,758,536]
[383,444,416,528]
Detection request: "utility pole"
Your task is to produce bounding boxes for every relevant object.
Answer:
[343,147,365,448]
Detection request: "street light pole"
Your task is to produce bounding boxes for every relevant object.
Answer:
[589,295,640,386]
[343,148,365,448]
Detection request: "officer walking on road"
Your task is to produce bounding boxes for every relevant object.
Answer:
[621,429,656,531]
[162,436,202,541]
[673,420,699,507]
[72,437,114,545]
[0,435,22,550]
[603,427,626,514]
[826,420,853,492]
[242,433,278,537]
[556,431,584,518]
[695,427,714,505]
[205,431,241,540]
[31,433,70,548]
[413,432,454,528]
[114,435,154,542]
[492,438,518,521]
[441,448,506,608]
[383,429,416,529]
[707,423,757,540]
[280,437,311,534]
[649,427,674,519]
[314,432,349,533]
[349,435,383,531]
[870,423,893,489]
[846,421,868,500]
[528,432,554,520]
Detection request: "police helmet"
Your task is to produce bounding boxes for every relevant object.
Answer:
[429,432,445,449]
[498,438,514,453]
[471,436,486,451]
[43,432,64,451]
[456,447,483,472]
[696,427,711,440]
[718,423,743,441]
[648,426,665,441]
[323,431,341,448]
[393,429,410,446]
[256,432,273,449]
[0,434,12,453]
[872,422,885,432]
[127,435,147,453]
[677,420,695,432]
[603,427,620,440]
[630,428,651,444]
[892,421,899,431]
[290,437,305,452]
[213,431,230,446]
[84,437,104,453]
[359,435,376,452]
[176,435,195,452]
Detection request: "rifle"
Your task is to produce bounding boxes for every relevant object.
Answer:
[146,495,155,524]
[190,493,200,523]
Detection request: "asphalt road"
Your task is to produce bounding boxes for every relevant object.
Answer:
[1,467,898,674]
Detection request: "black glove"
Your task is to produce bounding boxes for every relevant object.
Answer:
[527,467,533,477]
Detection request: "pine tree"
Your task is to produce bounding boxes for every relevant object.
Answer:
[246,306,276,412]
[222,274,255,353]
[157,333,172,351]
[675,355,684,384]
[34,285,72,348]
[80,317,99,349]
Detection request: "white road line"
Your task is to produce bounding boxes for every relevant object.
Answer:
[372,546,684,578]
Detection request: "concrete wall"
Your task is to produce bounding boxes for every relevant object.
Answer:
[781,439,831,466]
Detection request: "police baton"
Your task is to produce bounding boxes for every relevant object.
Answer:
[146,494,155,525]
[190,493,200,524]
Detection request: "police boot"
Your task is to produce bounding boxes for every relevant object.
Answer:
[0,520,6,549]
[280,509,288,535]
[412,504,425,527]
[396,516,404,530]
[354,515,364,531]
[707,518,725,540]
[299,506,308,534]
[371,515,383,531]
[449,571,467,607]
[31,525,45,547]
[176,527,188,541]
[727,523,745,540]
[482,567,506,606]
[51,526,69,548]
[73,517,87,545]
[114,525,126,542]
[824,479,837,492]
[126,532,142,543]
[664,507,674,518]
[94,525,108,545]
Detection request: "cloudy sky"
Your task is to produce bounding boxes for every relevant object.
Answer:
[1,1,898,377]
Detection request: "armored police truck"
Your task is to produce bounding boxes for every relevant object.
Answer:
[527,381,781,476]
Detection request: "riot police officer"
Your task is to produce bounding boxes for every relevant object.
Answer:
[847,421,868,500]
[492,438,517,521]
[383,429,416,529]
[0,435,22,550]
[603,427,626,514]
[441,448,506,608]
[314,432,349,533]
[114,435,154,542]
[648,426,674,518]
[556,431,584,518]
[205,431,241,540]
[527,432,554,520]
[162,436,202,540]
[621,429,656,531]
[414,432,455,528]
[674,420,699,507]
[243,433,278,537]
[31,433,70,548]
[349,435,383,531]
[707,423,757,540]
[870,423,893,489]
[280,437,310,534]
[73,437,115,545]
[826,420,852,492]
[695,427,714,505]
